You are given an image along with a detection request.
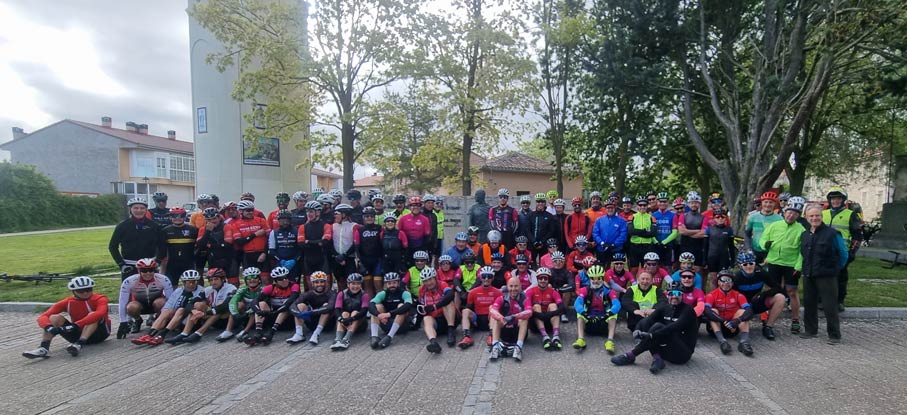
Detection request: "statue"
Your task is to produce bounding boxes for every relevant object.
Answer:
[468,189,492,243]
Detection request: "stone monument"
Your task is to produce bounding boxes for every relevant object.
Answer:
[872,154,907,249]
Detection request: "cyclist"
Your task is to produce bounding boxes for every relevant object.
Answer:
[459,251,480,292]
[268,210,302,282]
[640,252,670,288]
[457,266,502,349]
[517,195,533,243]
[330,273,370,350]
[391,194,410,219]
[196,208,236,283]
[370,194,386,225]
[704,209,736,289]
[573,265,620,354]
[328,189,342,207]
[823,187,862,312]
[585,191,606,222]
[759,196,807,334]
[317,193,335,223]
[549,252,574,322]
[651,192,678,267]
[745,191,782,263]
[169,268,237,344]
[355,206,383,297]
[369,272,414,349]
[159,207,199,287]
[380,213,408,279]
[627,196,657,271]
[23,276,110,359]
[733,251,786,340]
[778,192,791,210]
[148,192,172,227]
[666,252,703,290]
[564,197,592,250]
[487,253,509,289]
[552,199,570,252]
[489,188,519,248]
[216,267,264,342]
[238,192,266,218]
[404,250,432,297]
[330,203,359,291]
[416,267,457,352]
[225,200,271,281]
[508,235,534,268]
[445,232,471,269]
[287,270,336,345]
[466,226,482,254]
[298,200,332,287]
[267,192,291,229]
[246,266,300,346]
[591,198,627,266]
[437,255,464,309]
[117,258,173,338]
[479,229,509,268]
[573,255,599,291]
[538,238,560,269]
[621,271,666,331]
[525,267,565,350]
[398,197,432,264]
[606,253,635,294]
[704,270,754,356]
[289,191,309,227]
[189,194,214,229]
[110,198,162,280]
[347,189,364,224]
[676,269,706,317]
[618,196,635,221]
[489,277,532,361]
[544,190,558,215]
[421,194,440,261]
[507,254,537,291]
[676,192,706,273]
[611,280,699,374]
[131,269,204,345]
[702,193,726,226]
[567,235,596,274]
[221,201,239,224]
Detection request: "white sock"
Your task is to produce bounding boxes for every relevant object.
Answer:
[370,322,380,337]
[313,325,324,337]
[295,325,303,336]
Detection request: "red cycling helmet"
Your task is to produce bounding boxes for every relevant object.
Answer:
[673,198,685,208]
[760,191,778,202]
[408,196,422,206]
[169,207,187,217]
[136,258,158,269]
[571,196,583,205]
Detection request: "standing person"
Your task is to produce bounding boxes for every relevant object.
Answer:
[159,207,199,287]
[148,192,172,227]
[196,208,236,284]
[391,194,410,219]
[552,199,569,253]
[591,199,627,266]
[517,195,533,242]
[822,187,862,312]
[298,201,332,288]
[468,190,492,243]
[528,194,558,262]
[189,194,214,229]
[618,197,635,222]
[347,190,365,224]
[289,191,309,228]
[23,277,110,359]
[565,197,593,252]
[398,197,432,266]
[330,204,359,291]
[380,213,408,281]
[585,191,607,223]
[267,192,291,229]
[759,196,807,334]
[318,193,336,223]
[424,194,445,262]
[370,194,386,225]
[651,192,678,267]
[354,207,383,298]
[421,194,440,262]
[225,200,271,282]
[745,191,783,264]
[626,196,657,272]
[268,210,302,282]
[110,198,162,280]
[676,192,706,273]
[800,206,849,344]
[545,190,559,215]
[489,188,519,249]
[704,209,736,289]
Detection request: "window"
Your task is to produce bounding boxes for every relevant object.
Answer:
[170,155,196,183]
[156,157,167,178]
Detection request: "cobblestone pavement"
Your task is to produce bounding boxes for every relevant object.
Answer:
[2,312,906,414]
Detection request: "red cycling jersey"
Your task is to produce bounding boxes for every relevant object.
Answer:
[705,288,750,320]
[467,285,502,315]
[607,269,635,290]
[225,216,271,252]
[523,285,562,309]
[38,294,110,329]
[681,287,707,317]
[437,268,462,285]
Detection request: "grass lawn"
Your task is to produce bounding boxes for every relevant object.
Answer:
[0,278,121,303]
[842,257,907,308]
[0,228,115,275]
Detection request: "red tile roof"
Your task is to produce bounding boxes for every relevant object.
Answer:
[311,168,343,179]
[68,120,193,154]
[481,153,554,173]
[354,175,384,187]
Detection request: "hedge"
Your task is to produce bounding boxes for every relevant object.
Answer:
[0,162,127,233]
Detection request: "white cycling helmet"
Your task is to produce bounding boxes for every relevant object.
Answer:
[497,188,510,197]
[535,267,552,277]
[420,267,437,280]
[236,200,255,210]
[317,194,334,204]
[242,267,262,279]
[574,235,588,244]
[127,197,148,207]
[785,196,806,213]
[439,255,453,263]
[181,269,201,281]
[487,230,502,243]
[68,276,95,290]
[413,250,430,261]
[479,266,495,277]
[270,266,290,279]
[643,252,660,262]
[553,198,567,207]
[679,252,696,262]
[550,251,565,261]
[292,191,308,201]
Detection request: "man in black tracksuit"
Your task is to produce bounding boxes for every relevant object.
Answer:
[110,199,161,280]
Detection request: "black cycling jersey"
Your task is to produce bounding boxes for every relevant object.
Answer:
[268,226,301,260]
[196,223,234,269]
[109,218,161,266]
[356,224,383,259]
[160,224,198,264]
[148,207,172,227]
[289,208,308,228]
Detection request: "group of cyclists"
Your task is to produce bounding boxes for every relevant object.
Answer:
[25,185,861,374]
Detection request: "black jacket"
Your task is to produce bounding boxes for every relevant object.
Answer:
[800,223,846,278]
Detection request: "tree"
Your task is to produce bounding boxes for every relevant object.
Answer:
[413,0,536,195]
[192,0,417,190]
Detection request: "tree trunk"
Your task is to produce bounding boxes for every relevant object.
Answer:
[462,119,474,196]
[613,133,630,195]
[461,0,482,197]
[341,120,355,190]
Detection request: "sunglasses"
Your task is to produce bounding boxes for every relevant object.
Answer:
[536,276,549,280]
[139,268,156,273]
[521,202,530,205]
[415,259,427,262]
[576,242,587,246]
[637,204,648,207]
[74,288,93,293]
[666,290,682,297]
[741,262,755,266]
[681,275,694,280]
[645,262,658,266]
[718,278,733,283]
[480,274,494,279]
[242,208,255,212]
[715,215,727,219]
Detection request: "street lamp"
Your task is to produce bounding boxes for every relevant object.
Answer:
[143,176,150,201]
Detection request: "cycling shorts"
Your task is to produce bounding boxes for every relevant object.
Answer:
[470,314,490,331]
[60,321,110,344]
[767,264,798,288]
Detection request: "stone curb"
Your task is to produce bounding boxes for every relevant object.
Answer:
[1,302,905,319]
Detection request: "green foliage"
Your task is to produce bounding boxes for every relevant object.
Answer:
[0,163,125,233]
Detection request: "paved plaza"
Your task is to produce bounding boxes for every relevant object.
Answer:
[2,312,906,414]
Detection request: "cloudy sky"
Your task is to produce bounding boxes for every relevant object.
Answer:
[0,1,192,151]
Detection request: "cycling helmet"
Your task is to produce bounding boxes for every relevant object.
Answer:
[209,194,220,204]
[515,235,528,244]
[462,251,477,262]
[551,251,566,262]
[490,253,505,263]
[497,188,510,197]
[643,252,660,262]
[479,266,494,277]
[292,191,308,201]
[371,193,384,202]
[571,196,584,205]
[687,193,702,203]
[127,197,147,207]
[467,226,479,235]
[621,196,632,203]
[779,192,791,201]
[304,201,322,211]
[271,266,290,279]
[737,251,757,264]
[408,196,422,206]
[673,198,685,208]
[535,267,552,277]
[277,209,292,220]
[392,194,406,204]
[455,232,468,241]
[169,207,187,217]
[382,212,397,222]
[604,197,617,207]
[656,192,669,201]
[420,267,437,280]
[329,189,343,198]
[310,271,328,282]
[317,194,334,204]
[826,186,847,200]
[207,267,226,278]
[136,258,158,269]
[515,254,529,264]
[666,280,683,293]
[383,272,400,282]
[611,252,626,263]
[362,206,377,216]
[546,190,558,198]
[589,191,602,199]
[713,208,729,216]
[487,230,502,243]
[68,276,95,290]
[240,192,255,201]
[717,268,734,278]
[647,191,657,197]
[242,267,261,279]
[546,237,558,247]
[347,189,362,201]
[520,195,532,203]
[413,250,430,261]
[553,198,567,207]
[785,196,806,213]
[275,192,290,204]
[347,273,364,284]
[439,255,453,264]
[197,194,212,203]
[534,192,547,201]
[202,207,220,219]
[152,192,168,202]
[422,194,436,203]
[686,190,700,199]
[581,256,597,267]
[586,265,605,278]
[180,269,201,281]
[237,200,255,210]
[679,252,695,263]
[636,195,648,204]
[222,201,237,210]
[760,191,778,202]
[574,235,588,245]
[608,191,620,199]
[334,203,353,214]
